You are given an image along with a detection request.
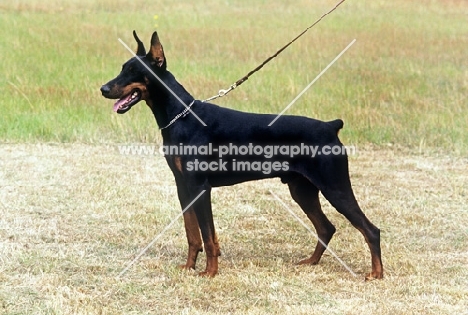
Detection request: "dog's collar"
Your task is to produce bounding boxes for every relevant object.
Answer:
[159,100,196,130]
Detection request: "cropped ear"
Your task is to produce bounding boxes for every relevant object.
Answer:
[133,30,146,56]
[146,31,166,69]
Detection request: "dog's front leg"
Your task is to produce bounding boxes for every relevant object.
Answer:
[176,181,203,270]
[181,208,203,270]
[190,184,220,277]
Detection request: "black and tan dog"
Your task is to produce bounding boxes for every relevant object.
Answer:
[100,31,383,280]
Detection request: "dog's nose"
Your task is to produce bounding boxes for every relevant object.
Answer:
[100,85,111,95]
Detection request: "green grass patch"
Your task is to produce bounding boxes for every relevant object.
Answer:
[0,0,467,152]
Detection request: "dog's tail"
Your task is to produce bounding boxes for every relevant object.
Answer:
[327,119,344,135]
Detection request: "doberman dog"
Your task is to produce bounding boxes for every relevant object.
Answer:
[100,31,383,280]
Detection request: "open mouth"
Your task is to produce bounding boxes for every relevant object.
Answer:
[113,90,142,114]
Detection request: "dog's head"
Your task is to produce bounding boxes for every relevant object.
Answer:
[100,31,167,114]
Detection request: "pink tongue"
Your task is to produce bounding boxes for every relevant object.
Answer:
[113,94,132,112]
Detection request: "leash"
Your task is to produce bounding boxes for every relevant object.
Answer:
[203,0,348,103]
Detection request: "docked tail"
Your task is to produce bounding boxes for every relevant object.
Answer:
[327,119,344,135]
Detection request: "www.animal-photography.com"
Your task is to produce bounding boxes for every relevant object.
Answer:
[1,0,467,314]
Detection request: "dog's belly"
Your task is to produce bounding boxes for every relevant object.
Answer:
[207,169,281,187]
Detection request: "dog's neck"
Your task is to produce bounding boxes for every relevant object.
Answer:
[145,70,195,132]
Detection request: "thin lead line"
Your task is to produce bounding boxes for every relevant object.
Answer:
[8,81,33,109]
[203,0,349,102]
[268,39,356,127]
[117,189,207,278]
[269,190,358,277]
[118,38,207,127]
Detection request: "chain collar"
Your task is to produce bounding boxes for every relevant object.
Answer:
[159,100,196,130]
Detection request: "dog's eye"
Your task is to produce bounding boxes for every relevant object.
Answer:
[127,66,138,75]
[121,63,137,74]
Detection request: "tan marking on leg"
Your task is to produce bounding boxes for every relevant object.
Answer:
[199,232,221,277]
[174,156,183,173]
[179,208,203,270]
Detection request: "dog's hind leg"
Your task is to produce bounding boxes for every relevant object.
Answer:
[322,188,383,280]
[318,158,383,280]
[287,174,336,266]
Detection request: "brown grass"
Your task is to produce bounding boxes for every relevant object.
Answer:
[0,143,467,314]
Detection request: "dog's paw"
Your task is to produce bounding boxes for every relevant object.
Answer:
[198,270,217,277]
[296,257,320,266]
[365,271,384,281]
[178,264,196,271]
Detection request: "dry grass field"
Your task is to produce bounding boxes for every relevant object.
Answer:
[0,143,466,314]
[1,0,467,313]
